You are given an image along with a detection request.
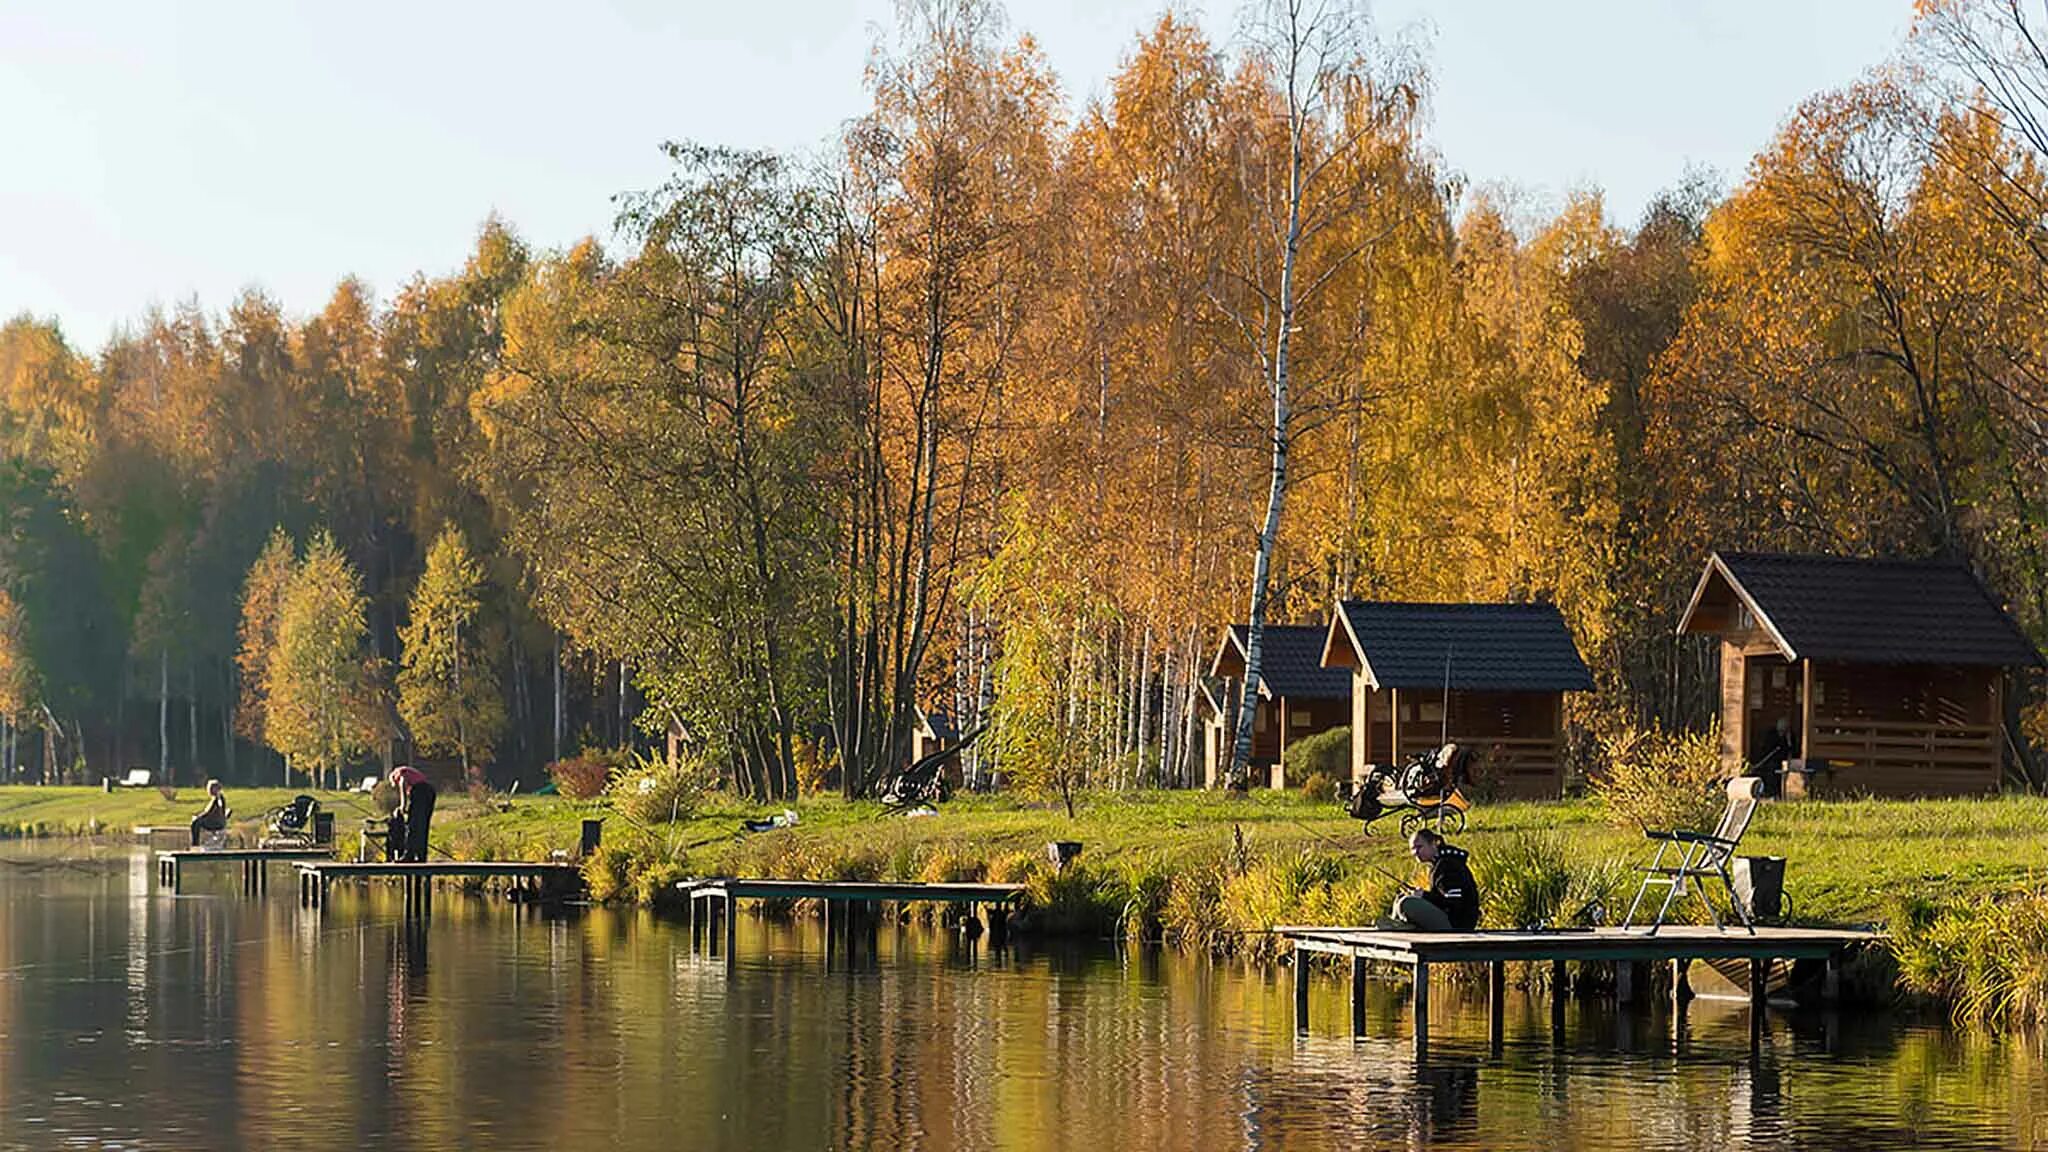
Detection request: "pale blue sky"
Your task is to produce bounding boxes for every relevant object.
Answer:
[0,1,1910,351]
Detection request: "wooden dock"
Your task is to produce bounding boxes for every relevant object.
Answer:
[1279,924,1880,1055]
[156,848,333,892]
[295,860,583,913]
[679,878,1026,967]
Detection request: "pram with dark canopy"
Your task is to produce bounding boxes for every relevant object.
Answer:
[258,794,323,849]
[1346,743,1475,837]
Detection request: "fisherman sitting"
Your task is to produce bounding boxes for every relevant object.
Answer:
[189,780,230,847]
[1376,828,1480,932]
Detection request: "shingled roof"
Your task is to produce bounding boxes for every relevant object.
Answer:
[1679,552,2044,667]
[1324,601,1594,692]
[1212,624,1351,700]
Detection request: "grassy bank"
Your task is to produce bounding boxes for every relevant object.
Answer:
[10,783,2048,1022]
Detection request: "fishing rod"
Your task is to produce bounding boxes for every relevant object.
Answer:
[1283,818,1419,892]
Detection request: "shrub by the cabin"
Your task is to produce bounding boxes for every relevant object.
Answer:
[1590,725,1725,832]
[547,751,621,800]
[1282,726,1349,795]
[607,751,711,824]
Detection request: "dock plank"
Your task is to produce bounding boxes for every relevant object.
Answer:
[295,861,579,879]
[157,849,333,863]
[1277,924,1878,965]
[687,879,1024,904]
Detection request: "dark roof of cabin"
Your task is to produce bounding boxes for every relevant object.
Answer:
[1225,624,1352,699]
[1696,552,2043,667]
[1331,601,1594,692]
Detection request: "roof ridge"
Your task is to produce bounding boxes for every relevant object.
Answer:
[1336,599,1564,610]
[1716,549,1970,570]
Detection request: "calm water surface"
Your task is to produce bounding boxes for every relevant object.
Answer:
[0,843,2042,1151]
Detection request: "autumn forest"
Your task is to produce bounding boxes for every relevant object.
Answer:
[2,0,2046,799]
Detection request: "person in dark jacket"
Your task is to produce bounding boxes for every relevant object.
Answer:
[189,780,230,847]
[389,765,436,863]
[1379,828,1480,932]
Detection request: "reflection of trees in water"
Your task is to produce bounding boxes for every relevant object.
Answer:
[1,867,2044,1151]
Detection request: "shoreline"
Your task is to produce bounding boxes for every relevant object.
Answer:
[4,785,2042,1026]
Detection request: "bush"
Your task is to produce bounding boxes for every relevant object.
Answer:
[548,751,623,800]
[1282,726,1349,791]
[606,750,712,825]
[1590,725,1725,832]
[1299,771,1338,804]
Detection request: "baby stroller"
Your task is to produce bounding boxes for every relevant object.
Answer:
[259,794,323,849]
[1346,744,1475,837]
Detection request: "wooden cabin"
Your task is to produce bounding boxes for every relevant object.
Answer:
[1204,624,1352,789]
[1321,601,1593,799]
[909,707,963,787]
[1677,552,2042,797]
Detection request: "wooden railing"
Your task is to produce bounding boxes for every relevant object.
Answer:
[1395,734,1560,778]
[1806,718,1998,775]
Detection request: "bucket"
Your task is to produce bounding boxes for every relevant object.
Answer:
[313,810,336,847]
[1733,855,1786,919]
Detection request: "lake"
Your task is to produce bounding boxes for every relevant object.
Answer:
[0,843,2040,1151]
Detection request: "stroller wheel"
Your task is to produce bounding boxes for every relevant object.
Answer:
[1399,812,1420,838]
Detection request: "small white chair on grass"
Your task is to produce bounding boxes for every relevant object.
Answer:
[1622,776,1764,936]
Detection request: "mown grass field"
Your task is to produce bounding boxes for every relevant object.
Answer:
[7,783,2047,925]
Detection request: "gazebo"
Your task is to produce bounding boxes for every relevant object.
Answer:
[1320,601,1593,799]
[1677,551,2042,797]
[1204,624,1351,789]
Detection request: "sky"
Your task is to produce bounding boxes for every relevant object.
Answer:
[0,0,1913,352]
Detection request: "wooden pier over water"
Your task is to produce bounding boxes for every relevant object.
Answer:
[156,848,333,892]
[679,878,1026,967]
[296,860,583,913]
[1280,924,1880,1055]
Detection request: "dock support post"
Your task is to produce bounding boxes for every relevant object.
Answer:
[1550,960,1567,1045]
[824,900,839,970]
[1822,952,1841,1004]
[1412,959,1430,1057]
[1293,946,1310,1034]
[1671,957,1692,1016]
[724,890,737,970]
[1350,954,1366,1038]
[1749,957,1769,1048]
[1488,961,1506,1056]
[988,904,1009,949]
[1616,961,1637,1005]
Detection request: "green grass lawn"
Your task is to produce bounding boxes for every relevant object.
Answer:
[8,782,2045,925]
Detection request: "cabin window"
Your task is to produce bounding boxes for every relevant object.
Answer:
[1737,604,1756,631]
[1418,702,1444,724]
[1291,710,1312,729]
[1254,705,1269,734]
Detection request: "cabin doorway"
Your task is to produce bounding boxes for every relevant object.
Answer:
[1743,655,1803,785]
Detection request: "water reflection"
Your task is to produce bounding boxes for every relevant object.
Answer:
[0,843,2036,1151]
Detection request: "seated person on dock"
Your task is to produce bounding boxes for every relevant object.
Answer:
[1377,828,1479,932]
[189,780,229,847]
[389,765,436,863]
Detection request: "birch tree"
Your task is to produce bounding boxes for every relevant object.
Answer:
[265,531,384,789]
[1217,0,1424,786]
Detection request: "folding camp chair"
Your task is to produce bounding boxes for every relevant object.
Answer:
[1622,776,1763,936]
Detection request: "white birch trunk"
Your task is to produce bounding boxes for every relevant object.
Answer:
[158,648,170,785]
[1136,628,1154,775]
[1228,7,1309,788]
